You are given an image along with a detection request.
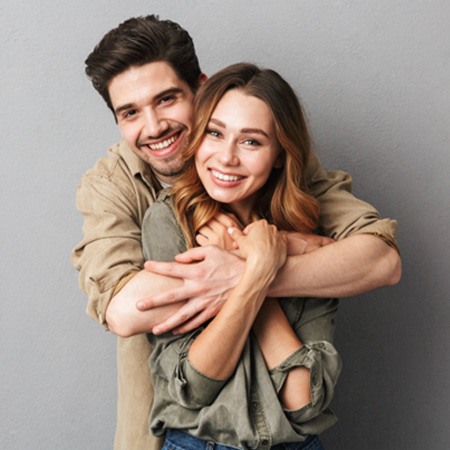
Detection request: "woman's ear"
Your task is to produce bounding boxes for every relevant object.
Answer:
[273,152,284,169]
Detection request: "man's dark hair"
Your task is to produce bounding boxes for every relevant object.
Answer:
[85,15,202,112]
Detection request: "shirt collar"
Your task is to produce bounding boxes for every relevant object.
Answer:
[117,139,163,192]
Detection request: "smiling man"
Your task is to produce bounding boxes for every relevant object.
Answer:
[110,61,198,183]
[72,15,400,450]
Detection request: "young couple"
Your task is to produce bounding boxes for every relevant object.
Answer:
[143,62,343,450]
[73,15,401,450]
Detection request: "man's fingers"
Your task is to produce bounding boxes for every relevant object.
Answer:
[173,247,209,263]
[152,302,201,335]
[136,289,187,311]
[152,314,187,335]
[144,259,201,278]
[172,309,214,335]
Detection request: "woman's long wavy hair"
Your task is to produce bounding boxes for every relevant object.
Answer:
[172,63,320,248]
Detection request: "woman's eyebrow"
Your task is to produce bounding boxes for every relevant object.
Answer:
[209,118,269,138]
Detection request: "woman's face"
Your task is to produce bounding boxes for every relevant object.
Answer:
[195,89,280,223]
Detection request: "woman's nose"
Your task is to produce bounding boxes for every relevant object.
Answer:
[219,142,239,166]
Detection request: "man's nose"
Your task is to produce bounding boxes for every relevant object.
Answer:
[143,109,168,138]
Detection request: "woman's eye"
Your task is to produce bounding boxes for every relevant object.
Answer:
[243,139,261,146]
[206,128,221,138]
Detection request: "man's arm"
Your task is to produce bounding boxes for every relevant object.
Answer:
[141,232,400,335]
[139,169,401,335]
[71,159,150,325]
[105,270,184,337]
[269,233,401,298]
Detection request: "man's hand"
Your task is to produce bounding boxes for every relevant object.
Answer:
[284,231,335,256]
[139,246,244,335]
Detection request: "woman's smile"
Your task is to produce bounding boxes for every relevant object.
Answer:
[195,89,279,221]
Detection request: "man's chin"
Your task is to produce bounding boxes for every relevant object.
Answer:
[151,163,187,183]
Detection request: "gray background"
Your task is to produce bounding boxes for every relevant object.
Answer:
[1,1,448,449]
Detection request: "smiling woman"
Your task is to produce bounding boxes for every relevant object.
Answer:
[141,63,341,450]
[195,89,280,224]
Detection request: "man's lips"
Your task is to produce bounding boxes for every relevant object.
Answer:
[147,134,178,151]
[140,130,184,157]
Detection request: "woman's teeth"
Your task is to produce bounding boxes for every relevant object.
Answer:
[212,170,243,182]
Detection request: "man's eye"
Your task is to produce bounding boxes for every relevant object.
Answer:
[159,95,175,105]
[124,109,137,118]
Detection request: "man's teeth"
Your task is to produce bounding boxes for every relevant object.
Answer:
[212,170,243,182]
[148,135,177,150]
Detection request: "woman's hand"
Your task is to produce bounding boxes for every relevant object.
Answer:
[195,212,243,251]
[228,220,287,284]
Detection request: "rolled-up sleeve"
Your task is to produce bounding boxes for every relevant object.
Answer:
[269,341,342,425]
[305,153,398,252]
[72,172,147,324]
[150,328,228,409]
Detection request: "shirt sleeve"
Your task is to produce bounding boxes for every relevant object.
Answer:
[142,191,186,262]
[144,194,227,408]
[151,329,228,409]
[71,172,146,325]
[269,298,342,428]
[305,152,399,252]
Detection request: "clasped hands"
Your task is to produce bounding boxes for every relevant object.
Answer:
[139,213,334,335]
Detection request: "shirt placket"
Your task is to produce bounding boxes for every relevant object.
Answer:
[250,388,272,450]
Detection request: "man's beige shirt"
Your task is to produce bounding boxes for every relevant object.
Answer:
[72,139,398,450]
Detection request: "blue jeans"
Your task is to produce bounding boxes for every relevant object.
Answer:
[162,429,325,450]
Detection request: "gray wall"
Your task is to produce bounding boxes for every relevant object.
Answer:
[1,1,448,449]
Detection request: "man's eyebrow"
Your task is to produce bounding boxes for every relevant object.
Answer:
[114,103,135,115]
[156,87,184,99]
[209,118,269,138]
[114,87,185,115]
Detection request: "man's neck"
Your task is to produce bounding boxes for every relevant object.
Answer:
[157,179,171,189]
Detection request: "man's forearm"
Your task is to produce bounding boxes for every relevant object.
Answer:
[106,270,185,337]
[268,234,401,298]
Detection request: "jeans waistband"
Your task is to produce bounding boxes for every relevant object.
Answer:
[164,429,320,450]
[164,429,240,450]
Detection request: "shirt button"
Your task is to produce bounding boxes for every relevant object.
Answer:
[251,401,259,410]
[261,439,269,446]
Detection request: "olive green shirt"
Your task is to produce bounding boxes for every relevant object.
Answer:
[71,139,398,450]
[143,193,342,449]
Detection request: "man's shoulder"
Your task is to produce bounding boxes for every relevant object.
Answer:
[82,140,138,180]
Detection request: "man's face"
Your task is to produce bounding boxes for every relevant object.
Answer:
[108,61,195,184]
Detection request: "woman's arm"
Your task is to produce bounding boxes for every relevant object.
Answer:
[252,299,311,410]
[187,222,286,380]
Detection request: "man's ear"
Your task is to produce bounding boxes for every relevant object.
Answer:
[199,73,208,85]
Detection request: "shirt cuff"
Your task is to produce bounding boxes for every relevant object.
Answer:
[173,358,227,407]
[269,341,342,422]
[113,270,140,296]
